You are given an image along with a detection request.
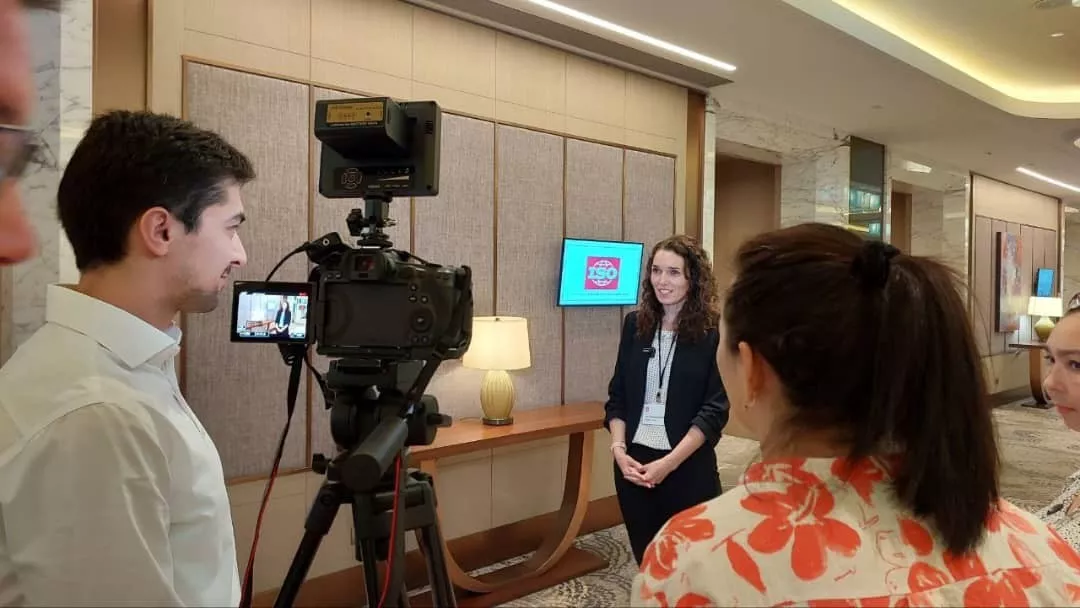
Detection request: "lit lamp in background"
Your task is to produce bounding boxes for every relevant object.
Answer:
[1029,296,1063,342]
[461,316,531,426]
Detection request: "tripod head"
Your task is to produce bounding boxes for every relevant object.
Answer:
[312,357,451,494]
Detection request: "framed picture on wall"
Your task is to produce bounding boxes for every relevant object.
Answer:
[995,231,1024,332]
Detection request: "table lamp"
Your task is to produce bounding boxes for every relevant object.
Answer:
[461,316,531,426]
[1028,296,1063,342]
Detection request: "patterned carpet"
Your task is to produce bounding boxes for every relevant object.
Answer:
[495,401,1080,607]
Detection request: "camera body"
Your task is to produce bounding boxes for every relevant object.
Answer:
[311,236,472,362]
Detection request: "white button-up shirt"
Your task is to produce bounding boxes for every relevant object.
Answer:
[0,285,240,607]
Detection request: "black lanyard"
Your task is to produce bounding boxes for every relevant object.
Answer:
[655,325,676,402]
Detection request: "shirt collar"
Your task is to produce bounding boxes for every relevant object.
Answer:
[45,284,182,369]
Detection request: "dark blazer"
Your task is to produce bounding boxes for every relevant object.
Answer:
[275,307,292,329]
[604,310,730,455]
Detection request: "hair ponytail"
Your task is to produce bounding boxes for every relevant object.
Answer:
[724,224,999,555]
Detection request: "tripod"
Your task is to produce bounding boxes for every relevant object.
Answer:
[273,358,458,608]
[274,450,456,608]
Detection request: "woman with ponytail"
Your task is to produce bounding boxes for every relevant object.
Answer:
[632,223,1080,607]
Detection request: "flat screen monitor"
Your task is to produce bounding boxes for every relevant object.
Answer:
[1035,267,1055,297]
[557,238,644,307]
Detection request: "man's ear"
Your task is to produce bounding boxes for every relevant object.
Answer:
[135,207,174,258]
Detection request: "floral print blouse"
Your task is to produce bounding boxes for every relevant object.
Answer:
[631,457,1080,607]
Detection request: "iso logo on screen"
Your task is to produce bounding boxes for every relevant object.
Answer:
[585,256,620,290]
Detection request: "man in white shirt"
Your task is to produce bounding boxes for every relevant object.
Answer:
[0,109,255,606]
[0,0,59,266]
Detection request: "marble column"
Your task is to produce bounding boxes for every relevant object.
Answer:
[1064,219,1080,302]
[11,0,92,351]
[701,96,717,259]
[779,145,850,228]
[712,98,851,229]
[908,173,970,283]
[909,186,945,257]
[940,177,971,283]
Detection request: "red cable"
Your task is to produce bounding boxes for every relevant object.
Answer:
[240,457,281,608]
[377,456,403,608]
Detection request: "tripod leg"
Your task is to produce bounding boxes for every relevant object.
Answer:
[418,522,457,608]
[396,584,410,608]
[360,539,382,608]
[274,483,344,608]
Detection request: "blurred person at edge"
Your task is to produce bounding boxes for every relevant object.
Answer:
[603,234,730,566]
[0,0,59,265]
[1037,306,1080,553]
[0,109,254,606]
[631,223,1080,607]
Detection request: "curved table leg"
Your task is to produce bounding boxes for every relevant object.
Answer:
[415,431,595,594]
[1027,348,1050,408]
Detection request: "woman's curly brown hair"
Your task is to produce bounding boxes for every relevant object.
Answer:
[635,234,721,342]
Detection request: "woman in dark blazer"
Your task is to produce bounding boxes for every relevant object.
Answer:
[269,296,292,336]
[604,234,730,566]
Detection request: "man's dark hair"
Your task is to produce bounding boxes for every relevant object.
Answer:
[57,110,255,272]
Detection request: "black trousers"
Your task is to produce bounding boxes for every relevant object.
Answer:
[613,443,722,565]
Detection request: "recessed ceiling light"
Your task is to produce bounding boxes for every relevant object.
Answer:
[903,160,932,173]
[523,0,737,72]
[1017,166,1080,194]
[1052,32,1066,37]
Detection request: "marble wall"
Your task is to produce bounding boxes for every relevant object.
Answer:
[1065,219,1080,304]
[9,0,92,352]
[711,96,850,228]
[893,153,970,284]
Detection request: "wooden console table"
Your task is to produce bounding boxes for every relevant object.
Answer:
[407,401,609,604]
[1009,342,1051,409]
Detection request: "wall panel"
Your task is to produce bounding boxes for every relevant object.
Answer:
[412,115,497,425]
[563,140,624,403]
[496,125,565,410]
[623,150,676,319]
[182,62,310,477]
[974,215,1061,366]
[308,87,414,457]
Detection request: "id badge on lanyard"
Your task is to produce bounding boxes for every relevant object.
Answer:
[644,326,674,427]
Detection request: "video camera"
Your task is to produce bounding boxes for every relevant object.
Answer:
[230,97,472,608]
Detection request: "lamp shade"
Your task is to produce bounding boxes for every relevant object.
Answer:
[462,316,531,371]
[1028,296,1063,318]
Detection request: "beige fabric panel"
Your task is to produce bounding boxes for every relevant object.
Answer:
[563,139,624,404]
[411,114,496,426]
[622,150,676,320]
[182,62,310,478]
[495,125,564,410]
[308,87,414,457]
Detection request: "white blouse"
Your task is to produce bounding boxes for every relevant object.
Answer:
[631,329,676,451]
[1037,469,1080,552]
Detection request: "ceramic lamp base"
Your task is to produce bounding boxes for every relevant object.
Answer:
[1034,316,1055,342]
[480,369,516,426]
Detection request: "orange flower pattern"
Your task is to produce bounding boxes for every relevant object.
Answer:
[631,457,1080,607]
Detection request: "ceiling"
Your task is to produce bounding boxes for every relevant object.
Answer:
[787,0,1080,118]
[486,0,1080,206]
